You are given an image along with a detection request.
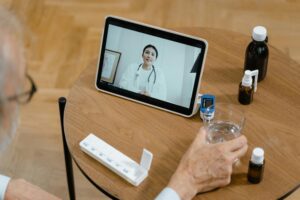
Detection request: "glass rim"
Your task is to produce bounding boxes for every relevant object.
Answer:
[203,103,246,128]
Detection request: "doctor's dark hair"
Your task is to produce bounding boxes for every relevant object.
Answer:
[142,44,158,58]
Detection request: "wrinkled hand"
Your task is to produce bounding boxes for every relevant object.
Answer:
[5,179,61,200]
[167,127,248,200]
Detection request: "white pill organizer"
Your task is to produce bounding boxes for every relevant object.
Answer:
[79,133,153,186]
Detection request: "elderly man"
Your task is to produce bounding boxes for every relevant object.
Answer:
[0,6,248,200]
[0,7,60,200]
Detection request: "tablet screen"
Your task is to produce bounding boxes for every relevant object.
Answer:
[96,17,207,117]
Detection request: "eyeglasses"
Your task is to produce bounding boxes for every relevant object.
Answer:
[6,73,37,104]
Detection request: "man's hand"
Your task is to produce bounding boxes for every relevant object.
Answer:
[5,179,61,200]
[167,127,248,200]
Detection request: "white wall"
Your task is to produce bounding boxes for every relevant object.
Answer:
[105,25,200,107]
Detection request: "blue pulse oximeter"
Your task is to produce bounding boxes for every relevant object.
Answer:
[200,94,215,120]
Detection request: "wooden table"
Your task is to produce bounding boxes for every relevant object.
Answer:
[64,28,300,200]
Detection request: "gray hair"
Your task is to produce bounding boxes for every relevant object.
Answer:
[0,6,24,93]
[0,6,23,151]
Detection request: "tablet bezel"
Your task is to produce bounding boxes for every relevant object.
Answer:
[95,16,208,117]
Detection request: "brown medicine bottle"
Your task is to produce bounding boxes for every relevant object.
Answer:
[247,147,265,184]
[244,26,269,82]
[238,70,258,105]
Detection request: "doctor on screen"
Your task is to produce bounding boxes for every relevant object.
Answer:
[119,44,167,101]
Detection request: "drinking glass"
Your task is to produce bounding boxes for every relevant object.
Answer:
[203,103,245,144]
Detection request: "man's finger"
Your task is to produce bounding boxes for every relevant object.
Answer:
[230,144,248,161]
[195,127,208,144]
[221,135,247,152]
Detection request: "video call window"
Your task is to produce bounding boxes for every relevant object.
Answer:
[100,24,202,108]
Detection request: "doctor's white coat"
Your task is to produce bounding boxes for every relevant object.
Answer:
[119,63,167,101]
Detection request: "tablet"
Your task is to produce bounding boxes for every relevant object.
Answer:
[95,16,208,117]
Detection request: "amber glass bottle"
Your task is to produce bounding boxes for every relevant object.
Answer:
[238,70,258,105]
[244,26,269,82]
[238,83,253,105]
[247,147,265,184]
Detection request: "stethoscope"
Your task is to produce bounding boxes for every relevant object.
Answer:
[136,64,156,84]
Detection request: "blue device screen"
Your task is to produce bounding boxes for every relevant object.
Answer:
[200,94,215,113]
[203,98,213,108]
